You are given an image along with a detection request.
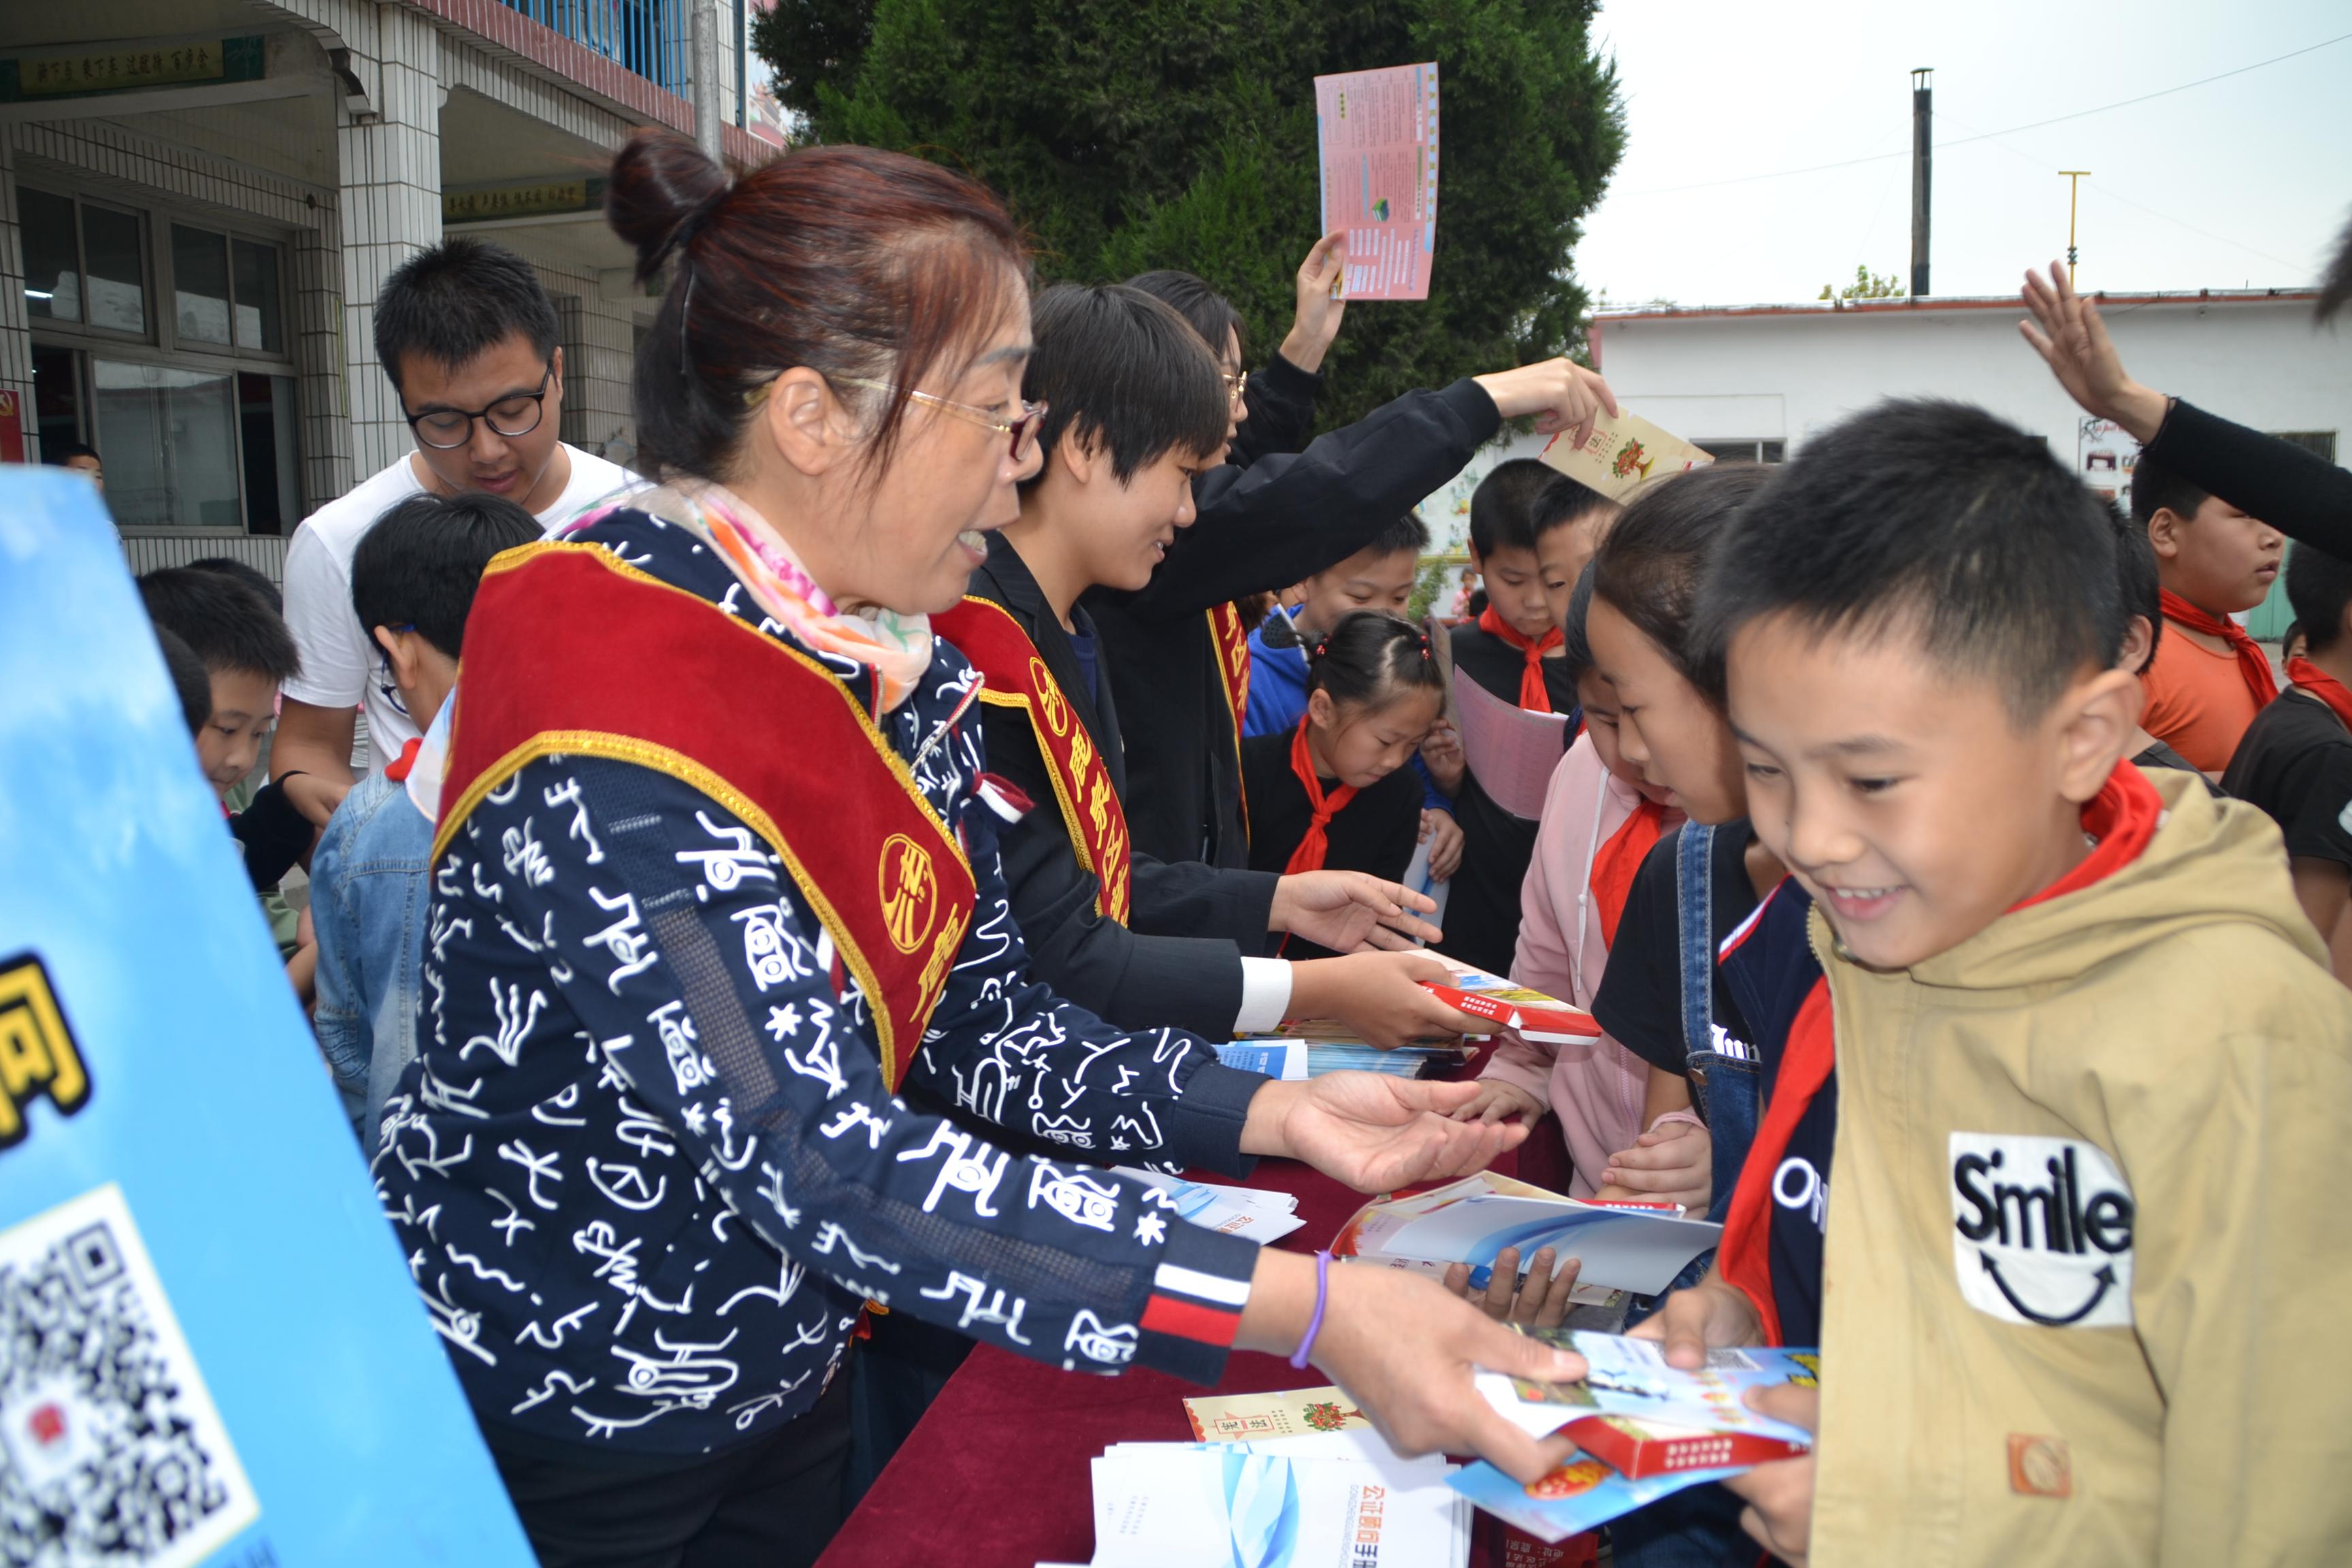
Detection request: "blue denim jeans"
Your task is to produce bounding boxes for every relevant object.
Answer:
[310,769,434,1139]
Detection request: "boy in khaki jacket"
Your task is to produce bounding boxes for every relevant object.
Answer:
[1640,399,2352,1566]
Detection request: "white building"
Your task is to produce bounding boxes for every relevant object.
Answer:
[2,0,785,581]
[1423,289,2350,637]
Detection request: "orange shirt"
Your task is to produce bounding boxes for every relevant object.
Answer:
[2141,615,2266,772]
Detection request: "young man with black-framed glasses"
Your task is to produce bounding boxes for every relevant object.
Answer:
[273,238,636,819]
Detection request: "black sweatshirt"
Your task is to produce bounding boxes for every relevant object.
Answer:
[1090,372,1503,869]
[1435,624,1580,977]
[2142,398,2352,557]
[964,535,1279,1037]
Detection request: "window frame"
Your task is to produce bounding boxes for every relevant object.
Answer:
[24,182,301,536]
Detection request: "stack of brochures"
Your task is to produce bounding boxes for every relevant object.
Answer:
[1450,1331,1818,1542]
[1112,1166,1304,1245]
[1057,1428,1469,1568]
[1214,1038,1467,1080]
[1328,1171,1720,1303]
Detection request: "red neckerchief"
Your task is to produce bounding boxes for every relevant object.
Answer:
[2287,655,2352,731]
[1477,606,1563,713]
[1715,760,2164,1343]
[1590,797,1668,948]
[384,737,424,783]
[1281,719,1358,876]
[2159,588,2279,710]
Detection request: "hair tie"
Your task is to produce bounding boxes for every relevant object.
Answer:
[1310,634,1331,660]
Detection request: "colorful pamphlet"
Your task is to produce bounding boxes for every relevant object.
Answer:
[1328,1173,1629,1310]
[1419,984,1599,1045]
[1088,1437,1467,1567]
[1537,408,1716,501]
[1365,1188,1720,1296]
[1450,667,1569,818]
[1560,1415,1807,1480]
[1314,63,1440,301]
[1478,1332,1819,1447]
[1448,1451,1742,1544]
[1113,1167,1305,1245]
[1184,1386,1372,1442]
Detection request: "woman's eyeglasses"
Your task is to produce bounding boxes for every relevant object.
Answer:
[748,376,1049,462]
[1221,370,1249,408]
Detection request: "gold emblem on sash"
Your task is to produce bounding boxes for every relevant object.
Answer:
[1031,656,1070,737]
[878,834,940,954]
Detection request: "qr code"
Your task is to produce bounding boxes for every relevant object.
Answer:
[0,1185,257,1567]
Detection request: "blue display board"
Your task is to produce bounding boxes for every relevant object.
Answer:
[0,471,536,1565]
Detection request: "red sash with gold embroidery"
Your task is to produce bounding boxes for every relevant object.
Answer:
[434,542,975,1091]
[934,596,1132,924]
[1208,603,1253,842]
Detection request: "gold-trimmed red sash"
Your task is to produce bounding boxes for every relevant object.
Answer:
[933,595,1132,924]
[1208,603,1253,845]
[434,541,973,1092]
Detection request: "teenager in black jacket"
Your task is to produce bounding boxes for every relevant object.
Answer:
[1096,261,1620,870]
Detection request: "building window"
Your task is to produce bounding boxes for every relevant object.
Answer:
[1693,438,1785,464]
[28,186,299,534]
[2270,431,2338,464]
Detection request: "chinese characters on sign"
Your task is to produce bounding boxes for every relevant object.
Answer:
[1315,63,1441,302]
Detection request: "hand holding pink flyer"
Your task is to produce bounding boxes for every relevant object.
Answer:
[1315,63,1440,301]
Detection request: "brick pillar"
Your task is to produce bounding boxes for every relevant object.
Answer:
[336,3,444,480]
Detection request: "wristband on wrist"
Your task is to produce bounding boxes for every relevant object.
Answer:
[1288,1250,1333,1371]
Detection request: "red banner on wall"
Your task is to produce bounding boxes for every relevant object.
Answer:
[0,390,24,464]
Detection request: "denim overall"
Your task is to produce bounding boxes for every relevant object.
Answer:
[1610,823,1763,1567]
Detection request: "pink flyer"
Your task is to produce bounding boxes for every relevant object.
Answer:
[1315,62,1440,301]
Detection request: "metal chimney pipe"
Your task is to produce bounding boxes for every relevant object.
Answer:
[1910,68,1933,297]
[691,0,725,161]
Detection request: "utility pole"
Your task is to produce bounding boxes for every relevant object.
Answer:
[1910,68,1933,297]
[690,0,725,161]
[2060,172,2091,286]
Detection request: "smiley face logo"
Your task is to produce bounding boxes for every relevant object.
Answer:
[1030,656,1070,737]
[878,834,940,955]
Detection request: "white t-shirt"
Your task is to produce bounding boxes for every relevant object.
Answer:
[280,444,635,761]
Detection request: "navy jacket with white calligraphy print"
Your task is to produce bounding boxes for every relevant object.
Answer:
[373,507,1269,1460]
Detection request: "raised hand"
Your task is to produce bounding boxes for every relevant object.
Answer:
[1242,1073,1528,1193]
[1277,230,1350,373]
[2019,262,2169,442]
[1471,359,1621,451]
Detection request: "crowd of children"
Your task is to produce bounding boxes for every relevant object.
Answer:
[96,118,2352,1568]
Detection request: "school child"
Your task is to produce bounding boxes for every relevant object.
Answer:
[1453,566,1688,1207]
[1650,398,2351,1566]
[136,568,323,892]
[2127,455,2283,772]
[1245,513,1428,737]
[1245,512,1463,881]
[310,492,540,1134]
[2221,540,2352,983]
[1241,612,1446,956]
[941,282,1488,1049]
[1426,468,1618,975]
[2102,500,2208,781]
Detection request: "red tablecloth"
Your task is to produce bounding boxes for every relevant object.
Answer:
[819,1055,1563,1567]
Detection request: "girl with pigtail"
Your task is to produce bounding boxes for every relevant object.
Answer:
[1243,612,1449,955]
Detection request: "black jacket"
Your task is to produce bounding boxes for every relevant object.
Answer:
[1090,372,1503,869]
[2142,398,2352,558]
[963,534,1280,1037]
[1434,623,1581,976]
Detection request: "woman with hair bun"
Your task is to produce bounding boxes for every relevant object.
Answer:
[374,130,1588,1563]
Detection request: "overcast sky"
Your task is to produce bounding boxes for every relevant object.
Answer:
[1571,0,2352,308]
